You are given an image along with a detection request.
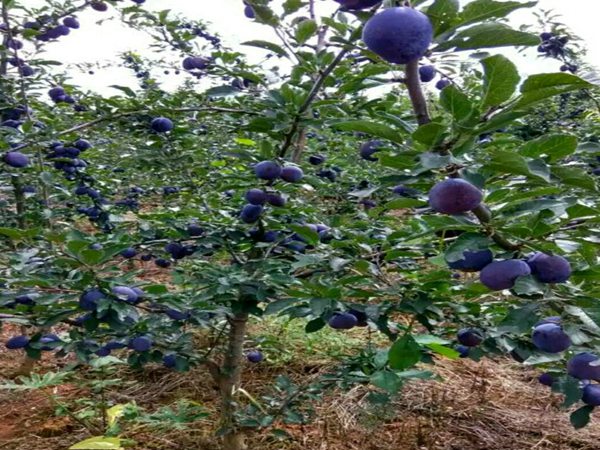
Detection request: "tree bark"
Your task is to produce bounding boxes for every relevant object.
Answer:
[217,312,249,450]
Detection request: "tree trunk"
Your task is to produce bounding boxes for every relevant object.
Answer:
[218,312,249,450]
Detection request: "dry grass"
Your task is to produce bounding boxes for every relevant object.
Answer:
[2,322,600,450]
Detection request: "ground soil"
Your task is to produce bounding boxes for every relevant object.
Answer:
[1,323,599,450]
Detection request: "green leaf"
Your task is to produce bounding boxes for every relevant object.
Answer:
[295,19,317,44]
[426,0,460,36]
[481,55,520,108]
[330,120,404,144]
[485,149,550,181]
[370,370,403,393]
[552,167,597,191]
[553,376,583,408]
[412,122,447,146]
[520,134,578,162]
[570,405,594,429]
[69,436,123,450]
[242,40,288,57]
[388,334,422,370]
[283,0,304,15]
[439,85,474,122]
[435,24,539,52]
[289,224,319,246]
[305,318,326,333]
[459,0,537,28]
[384,198,424,210]
[426,343,460,359]
[512,73,593,110]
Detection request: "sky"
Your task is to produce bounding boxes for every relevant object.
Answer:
[18,0,600,94]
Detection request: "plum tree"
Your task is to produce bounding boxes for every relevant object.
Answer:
[362,7,433,64]
[479,260,531,290]
[526,252,571,283]
[457,328,484,347]
[428,179,483,215]
[532,323,571,353]
[568,353,600,380]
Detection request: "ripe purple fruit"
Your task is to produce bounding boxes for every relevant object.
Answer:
[3,151,29,168]
[91,2,108,12]
[335,0,381,10]
[240,204,263,223]
[63,17,80,29]
[457,328,484,347]
[526,252,571,284]
[359,140,382,161]
[79,289,105,311]
[309,154,326,165]
[328,312,358,330]
[538,372,555,386]
[155,258,171,268]
[151,117,173,133]
[247,350,263,363]
[95,347,111,357]
[245,188,267,205]
[244,5,255,18]
[568,353,600,380]
[479,260,531,290]
[163,353,177,368]
[582,384,600,406]
[74,139,92,151]
[436,79,451,90]
[165,309,189,321]
[112,286,139,303]
[419,65,436,82]
[182,56,210,70]
[254,160,281,180]
[120,247,137,258]
[266,192,286,207]
[392,185,418,197]
[456,345,469,358]
[362,7,433,64]
[5,335,30,350]
[39,334,61,351]
[532,323,571,353]
[281,166,304,183]
[129,336,152,352]
[428,179,483,215]
[348,309,368,327]
[187,223,204,236]
[447,249,493,272]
